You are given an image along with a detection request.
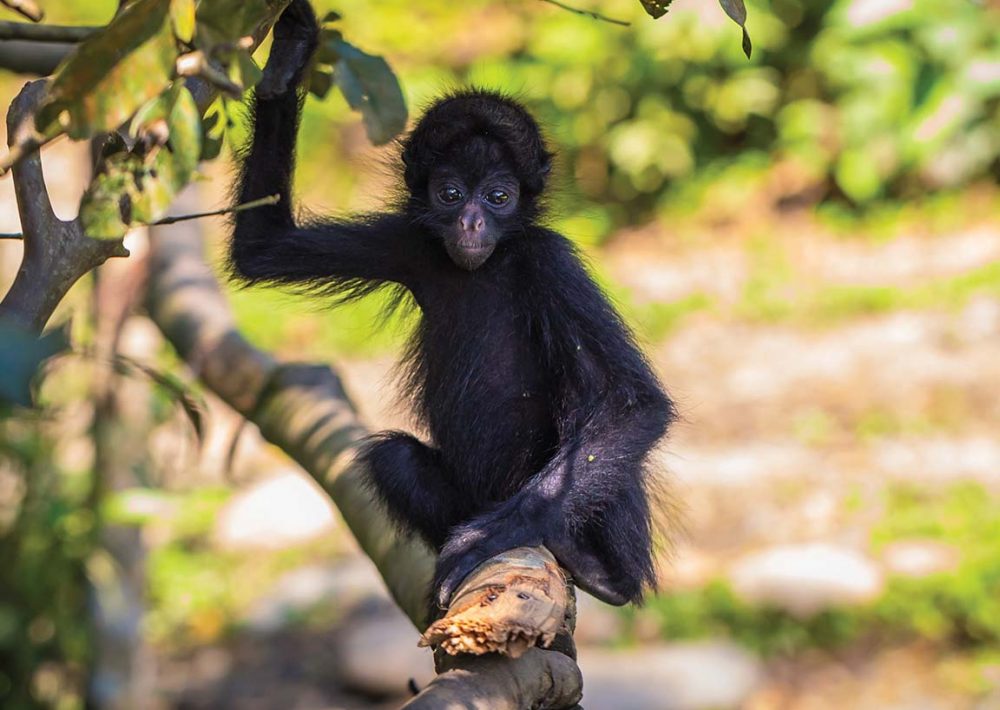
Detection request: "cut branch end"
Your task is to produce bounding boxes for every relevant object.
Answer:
[419,546,569,658]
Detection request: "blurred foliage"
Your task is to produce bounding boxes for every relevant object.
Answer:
[0,413,94,709]
[633,483,1000,660]
[0,321,68,407]
[9,0,1000,242]
[13,0,406,240]
[484,0,1000,230]
[872,483,1000,647]
[256,0,999,242]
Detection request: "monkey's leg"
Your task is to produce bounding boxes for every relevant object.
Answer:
[362,432,469,550]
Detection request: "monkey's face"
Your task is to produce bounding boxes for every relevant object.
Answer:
[426,171,521,271]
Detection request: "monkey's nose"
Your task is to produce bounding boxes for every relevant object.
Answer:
[459,213,485,233]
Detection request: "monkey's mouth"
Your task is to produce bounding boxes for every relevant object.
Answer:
[446,241,495,271]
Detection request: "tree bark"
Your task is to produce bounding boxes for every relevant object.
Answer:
[0,79,126,333]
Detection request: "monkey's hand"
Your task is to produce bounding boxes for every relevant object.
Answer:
[257,0,320,99]
[434,495,637,609]
[432,502,546,611]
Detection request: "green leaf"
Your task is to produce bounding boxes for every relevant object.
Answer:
[835,147,882,203]
[170,0,196,43]
[36,0,177,139]
[80,166,135,239]
[166,84,201,174]
[195,0,267,49]
[330,39,407,145]
[308,67,334,99]
[80,84,203,239]
[0,321,70,408]
[228,48,263,93]
[637,0,674,19]
[200,96,229,161]
[718,0,752,59]
[320,10,342,24]
[314,27,345,64]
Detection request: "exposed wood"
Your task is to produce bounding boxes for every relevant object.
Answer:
[420,546,570,658]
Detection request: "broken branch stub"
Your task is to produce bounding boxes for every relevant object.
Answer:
[420,546,570,658]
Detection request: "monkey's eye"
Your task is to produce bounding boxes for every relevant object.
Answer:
[437,186,463,204]
[485,190,510,206]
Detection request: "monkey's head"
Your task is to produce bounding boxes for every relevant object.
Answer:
[401,90,553,271]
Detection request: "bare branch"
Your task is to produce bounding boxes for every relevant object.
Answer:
[0,20,98,41]
[404,648,583,709]
[151,193,281,225]
[539,0,630,26]
[0,195,282,238]
[0,39,71,74]
[176,50,245,99]
[1,0,44,23]
[0,79,126,332]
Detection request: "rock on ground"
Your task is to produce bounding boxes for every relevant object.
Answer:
[578,640,762,710]
[213,471,338,551]
[335,599,436,698]
[729,543,883,617]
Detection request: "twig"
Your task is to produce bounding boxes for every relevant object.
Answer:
[539,0,630,26]
[150,193,281,225]
[0,194,281,239]
[0,128,52,176]
[0,21,100,42]
[175,50,244,99]
[0,0,44,23]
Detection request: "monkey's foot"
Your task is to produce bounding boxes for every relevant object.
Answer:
[420,546,570,658]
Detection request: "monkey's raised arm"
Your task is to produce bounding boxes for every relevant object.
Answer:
[230,0,417,297]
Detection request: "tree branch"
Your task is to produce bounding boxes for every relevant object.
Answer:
[0,21,99,42]
[144,189,582,707]
[0,79,126,333]
[0,39,72,74]
[0,0,293,327]
[539,0,630,26]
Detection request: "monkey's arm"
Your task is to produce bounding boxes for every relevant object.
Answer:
[230,1,418,295]
[434,232,675,607]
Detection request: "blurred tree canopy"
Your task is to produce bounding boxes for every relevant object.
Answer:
[283,0,1000,239]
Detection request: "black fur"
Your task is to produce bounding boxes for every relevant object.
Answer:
[230,0,676,610]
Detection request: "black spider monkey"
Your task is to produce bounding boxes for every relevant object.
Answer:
[230,0,676,609]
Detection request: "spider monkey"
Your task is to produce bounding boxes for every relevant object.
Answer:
[230,0,676,609]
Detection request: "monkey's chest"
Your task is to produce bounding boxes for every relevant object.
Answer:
[419,309,555,484]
